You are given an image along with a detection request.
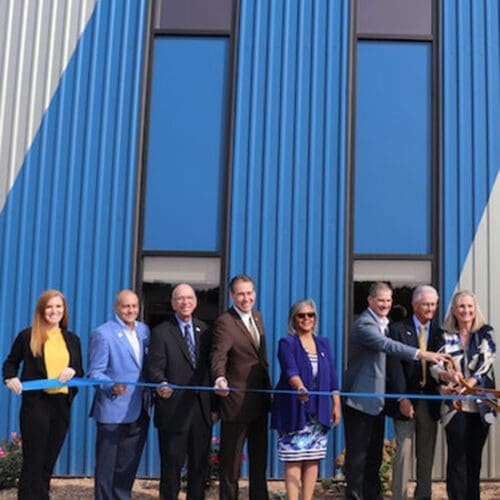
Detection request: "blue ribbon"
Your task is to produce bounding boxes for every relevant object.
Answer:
[14,377,496,402]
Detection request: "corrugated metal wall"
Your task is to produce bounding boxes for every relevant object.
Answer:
[230,0,351,478]
[441,0,500,478]
[0,0,152,475]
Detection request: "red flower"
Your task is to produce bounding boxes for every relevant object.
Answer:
[210,453,219,465]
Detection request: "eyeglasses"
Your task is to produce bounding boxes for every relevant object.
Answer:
[295,312,316,319]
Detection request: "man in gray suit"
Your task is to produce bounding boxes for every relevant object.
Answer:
[342,282,448,500]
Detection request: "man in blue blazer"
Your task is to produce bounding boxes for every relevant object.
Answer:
[88,289,151,500]
[343,282,447,500]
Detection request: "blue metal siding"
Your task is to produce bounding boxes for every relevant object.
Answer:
[441,0,500,305]
[0,0,151,476]
[441,0,500,478]
[230,0,350,478]
[354,41,432,255]
[143,36,230,252]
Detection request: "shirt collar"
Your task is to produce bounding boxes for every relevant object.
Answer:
[367,308,389,330]
[413,315,429,332]
[234,306,252,322]
[115,314,136,332]
[175,314,192,330]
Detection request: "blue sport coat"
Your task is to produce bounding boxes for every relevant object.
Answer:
[271,334,339,433]
[88,317,150,423]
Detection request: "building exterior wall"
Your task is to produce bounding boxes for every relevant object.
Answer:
[0,0,152,476]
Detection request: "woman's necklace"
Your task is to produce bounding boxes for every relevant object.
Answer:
[300,335,316,354]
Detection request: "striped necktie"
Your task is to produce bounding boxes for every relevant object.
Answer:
[184,324,196,364]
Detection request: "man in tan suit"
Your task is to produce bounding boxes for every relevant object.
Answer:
[212,275,271,500]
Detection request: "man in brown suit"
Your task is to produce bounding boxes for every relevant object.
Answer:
[212,275,271,500]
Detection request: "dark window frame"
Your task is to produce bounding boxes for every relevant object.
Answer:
[133,0,241,318]
[345,0,441,346]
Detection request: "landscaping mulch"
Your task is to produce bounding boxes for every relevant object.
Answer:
[1,478,500,498]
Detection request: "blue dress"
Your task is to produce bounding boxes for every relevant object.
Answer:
[271,335,339,462]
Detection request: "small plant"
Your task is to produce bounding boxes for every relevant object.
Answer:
[379,439,396,493]
[321,477,334,490]
[207,436,220,482]
[206,436,247,485]
[0,432,22,490]
[270,491,287,500]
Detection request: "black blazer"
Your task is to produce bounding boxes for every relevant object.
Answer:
[145,314,212,429]
[385,318,442,421]
[2,327,83,404]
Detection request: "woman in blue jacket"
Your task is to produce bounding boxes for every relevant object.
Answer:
[271,299,341,500]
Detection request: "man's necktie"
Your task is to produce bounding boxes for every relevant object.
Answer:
[248,316,260,348]
[418,324,427,387]
[184,324,196,364]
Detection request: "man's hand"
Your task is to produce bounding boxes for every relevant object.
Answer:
[419,351,451,364]
[156,382,173,399]
[112,384,127,396]
[5,377,22,395]
[58,367,76,383]
[399,398,414,419]
[214,377,230,397]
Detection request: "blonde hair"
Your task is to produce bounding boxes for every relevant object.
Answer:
[442,290,486,333]
[30,290,68,357]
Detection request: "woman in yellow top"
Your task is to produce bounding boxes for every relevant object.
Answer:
[2,289,83,500]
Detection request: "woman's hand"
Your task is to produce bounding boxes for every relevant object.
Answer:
[5,377,22,394]
[439,385,456,395]
[439,370,461,385]
[58,367,76,383]
[331,401,342,427]
[297,386,309,403]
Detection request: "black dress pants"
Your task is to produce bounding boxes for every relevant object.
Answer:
[19,393,71,500]
[158,399,211,500]
[343,404,384,500]
[445,411,489,500]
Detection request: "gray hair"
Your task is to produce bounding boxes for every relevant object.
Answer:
[412,285,439,304]
[288,299,318,335]
[442,290,487,333]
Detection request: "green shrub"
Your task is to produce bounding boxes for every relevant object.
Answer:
[0,432,22,490]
